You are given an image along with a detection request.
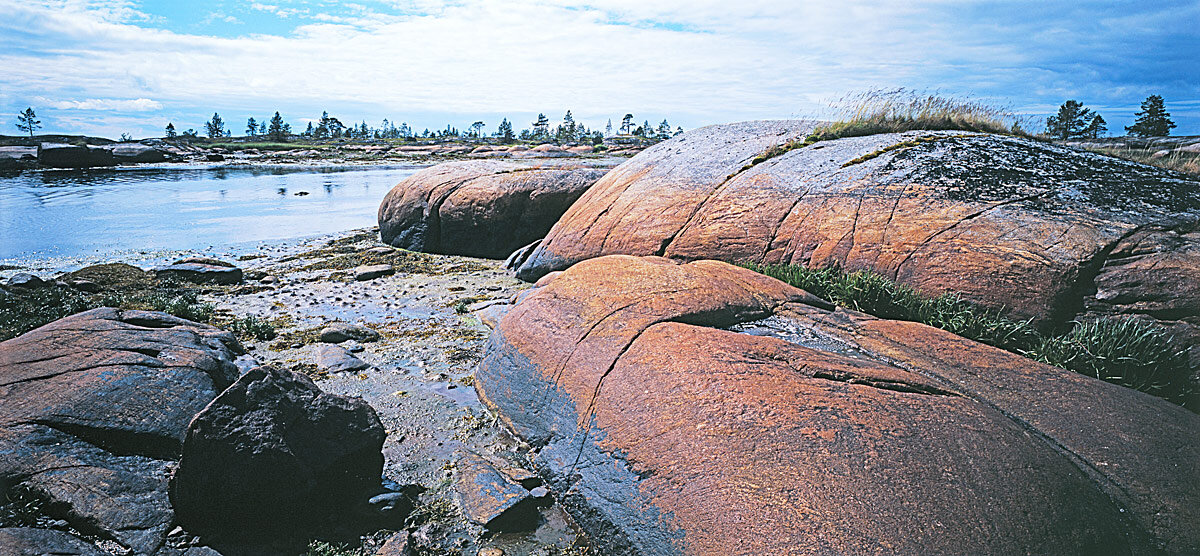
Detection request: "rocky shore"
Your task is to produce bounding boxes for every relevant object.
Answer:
[0,229,590,556]
[3,121,1199,556]
[0,139,646,172]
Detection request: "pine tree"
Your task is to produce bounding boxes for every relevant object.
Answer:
[497,118,514,144]
[267,112,288,141]
[15,107,41,138]
[532,113,550,140]
[560,110,576,142]
[246,117,258,137]
[471,121,485,138]
[1045,101,1094,140]
[1125,95,1176,137]
[165,122,177,138]
[657,119,671,137]
[205,113,225,139]
[605,119,613,137]
[1082,114,1107,139]
[620,114,633,134]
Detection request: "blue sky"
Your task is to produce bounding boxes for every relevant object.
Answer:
[1,0,1198,139]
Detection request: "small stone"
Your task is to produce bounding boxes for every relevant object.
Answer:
[261,275,279,284]
[530,486,549,498]
[315,344,371,373]
[479,549,505,556]
[320,323,382,344]
[355,264,394,281]
[366,246,394,255]
[455,452,541,532]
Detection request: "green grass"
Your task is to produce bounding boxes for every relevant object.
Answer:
[225,314,277,341]
[743,262,1194,407]
[1032,318,1192,404]
[1087,146,1200,176]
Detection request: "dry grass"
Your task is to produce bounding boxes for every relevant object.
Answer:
[742,90,1027,172]
[1087,147,1200,176]
[807,89,1023,141]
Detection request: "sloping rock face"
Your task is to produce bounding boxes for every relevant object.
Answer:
[378,161,608,259]
[0,308,242,555]
[477,255,1200,555]
[170,366,385,539]
[514,122,1200,359]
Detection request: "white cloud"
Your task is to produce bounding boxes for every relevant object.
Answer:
[0,0,1196,138]
[43,98,165,111]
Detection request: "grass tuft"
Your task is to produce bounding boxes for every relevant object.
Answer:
[743,262,1194,407]
[1032,318,1192,404]
[224,314,278,341]
[739,90,1028,174]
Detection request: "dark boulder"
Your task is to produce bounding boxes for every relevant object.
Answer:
[169,366,386,539]
[5,273,47,289]
[37,143,115,168]
[156,261,243,285]
[0,308,242,554]
[477,255,1200,555]
[377,161,608,259]
[111,142,168,163]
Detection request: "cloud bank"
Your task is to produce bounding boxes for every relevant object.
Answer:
[1,0,1197,138]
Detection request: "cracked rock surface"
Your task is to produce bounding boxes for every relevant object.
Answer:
[0,307,243,555]
[515,121,1200,373]
[478,255,1200,555]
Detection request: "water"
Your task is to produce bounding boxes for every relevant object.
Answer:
[0,164,420,261]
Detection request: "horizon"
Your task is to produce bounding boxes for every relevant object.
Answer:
[2,1,1198,139]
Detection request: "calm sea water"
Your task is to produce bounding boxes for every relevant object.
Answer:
[0,165,419,260]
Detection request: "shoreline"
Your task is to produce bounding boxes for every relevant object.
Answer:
[1,225,586,554]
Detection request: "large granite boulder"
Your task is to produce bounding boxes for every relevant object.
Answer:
[169,366,386,539]
[476,255,1200,555]
[514,122,1200,361]
[36,143,116,168]
[378,161,608,259]
[0,308,242,555]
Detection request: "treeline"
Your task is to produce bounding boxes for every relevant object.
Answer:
[164,109,684,145]
[1046,94,1177,140]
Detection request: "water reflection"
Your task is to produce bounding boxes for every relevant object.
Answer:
[0,165,418,259]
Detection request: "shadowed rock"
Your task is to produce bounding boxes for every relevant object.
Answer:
[156,260,243,285]
[455,452,541,532]
[169,366,385,540]
[477,255,1200,555]
[377,161,608,259]
[0,308,242,555]
[37,143,115,168]
[515,122,1200,372]
[0,528,110,556]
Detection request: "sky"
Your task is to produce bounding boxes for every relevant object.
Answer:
[1,0,1198,139]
